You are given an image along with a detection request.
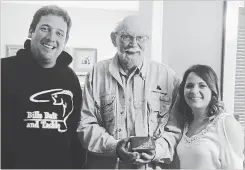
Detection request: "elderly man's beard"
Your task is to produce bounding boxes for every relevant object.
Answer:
[118,52,144,73]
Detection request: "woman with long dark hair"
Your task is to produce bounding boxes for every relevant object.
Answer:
[175,64,244,169]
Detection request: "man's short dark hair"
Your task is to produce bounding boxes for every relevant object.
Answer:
[29,5,72,42]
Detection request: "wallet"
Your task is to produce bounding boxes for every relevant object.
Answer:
[130,136,156,152]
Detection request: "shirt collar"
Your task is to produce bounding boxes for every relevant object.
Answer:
[109,53,148,80]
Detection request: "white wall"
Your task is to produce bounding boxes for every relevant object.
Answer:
[151,1,164,63]
[1,1,225,92]
[161,1,224,83]
[1,2,137,61]
[138,1,153,58]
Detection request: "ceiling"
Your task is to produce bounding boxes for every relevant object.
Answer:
[1,1,139,11]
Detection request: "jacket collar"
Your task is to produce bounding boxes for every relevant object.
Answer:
[109,53,148,86]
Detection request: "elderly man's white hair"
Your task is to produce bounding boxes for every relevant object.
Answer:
[113,15,149,36]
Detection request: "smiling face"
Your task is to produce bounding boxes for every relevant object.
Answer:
[111,15,149,71]
[29,15,67,68]
[184,72,212,112]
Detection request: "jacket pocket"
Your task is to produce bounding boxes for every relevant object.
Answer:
[148,92,171,138]
[159,95,172,116]
[99,94,116,135]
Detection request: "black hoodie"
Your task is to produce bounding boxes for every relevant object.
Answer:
[1,40,85,169]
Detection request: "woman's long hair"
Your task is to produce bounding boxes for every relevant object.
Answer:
[178,64,225,123]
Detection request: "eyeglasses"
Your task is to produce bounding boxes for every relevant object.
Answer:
[115,32,149,43]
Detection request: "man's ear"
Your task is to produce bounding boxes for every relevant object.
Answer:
[110,32,117,47]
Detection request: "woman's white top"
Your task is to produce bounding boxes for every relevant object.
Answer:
[176,112,244,169]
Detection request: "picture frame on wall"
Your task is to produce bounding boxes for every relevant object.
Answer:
[72,48,97,76]
[6,44,23,57]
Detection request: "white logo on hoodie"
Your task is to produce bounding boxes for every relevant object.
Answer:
[23,89,74,133]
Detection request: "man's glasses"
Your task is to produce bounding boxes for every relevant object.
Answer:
[115,33,149,43]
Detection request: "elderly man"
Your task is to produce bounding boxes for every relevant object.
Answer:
[2,5,86,169]
[77,15,182,169]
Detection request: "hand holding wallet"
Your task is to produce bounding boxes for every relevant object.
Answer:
[116,137,140,162]
[130,136,156,152]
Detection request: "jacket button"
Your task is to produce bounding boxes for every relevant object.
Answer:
[118,129,121,132]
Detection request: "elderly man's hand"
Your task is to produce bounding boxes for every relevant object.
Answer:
[135,149,156,164]
[116,137,140,163]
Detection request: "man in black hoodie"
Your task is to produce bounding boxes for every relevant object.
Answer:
[1,5,86,169]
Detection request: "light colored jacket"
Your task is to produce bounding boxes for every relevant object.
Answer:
[77,55,183,169]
